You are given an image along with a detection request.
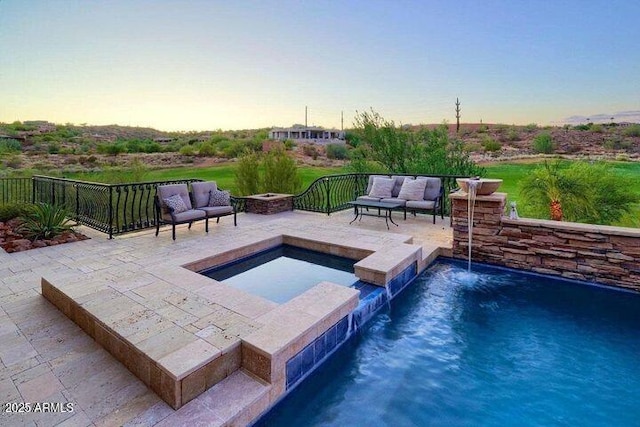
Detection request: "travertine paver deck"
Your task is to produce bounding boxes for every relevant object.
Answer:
[0,209,451,426]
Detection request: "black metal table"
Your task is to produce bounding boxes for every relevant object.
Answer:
[348,200,403,229]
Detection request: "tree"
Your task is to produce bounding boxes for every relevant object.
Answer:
[519,161,638,224]
[352,109,414,173]
[234,150,261,195]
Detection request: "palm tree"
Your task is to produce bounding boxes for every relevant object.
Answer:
[519,162,591,221]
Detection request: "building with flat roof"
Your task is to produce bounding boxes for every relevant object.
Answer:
[269,125,344,143]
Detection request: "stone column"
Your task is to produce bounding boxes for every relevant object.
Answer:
[449,191,507,264]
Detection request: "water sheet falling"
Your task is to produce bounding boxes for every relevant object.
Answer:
[466,179,481,272]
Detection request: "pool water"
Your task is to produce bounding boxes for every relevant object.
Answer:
[257,261,640,426]
[200,245,358,303]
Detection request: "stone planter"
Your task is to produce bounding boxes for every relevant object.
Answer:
[246,193,293,215]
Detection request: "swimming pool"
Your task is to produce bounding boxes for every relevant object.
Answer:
[200,244,358,303]
[257,261,640,426]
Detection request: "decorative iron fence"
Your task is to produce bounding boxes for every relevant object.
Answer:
[293,173,468,215]
[31,176,202,238]
[1,173,468,237]
[0,177,32,205]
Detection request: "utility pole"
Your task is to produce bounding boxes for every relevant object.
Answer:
[341,111,344,131]
[455,97,461,133]
[305,106,308,127]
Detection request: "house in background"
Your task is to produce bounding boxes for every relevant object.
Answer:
[269,124,344,144]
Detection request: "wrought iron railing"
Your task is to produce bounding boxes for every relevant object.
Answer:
[32,176,202,238]
[293,173,468,215]
[0,177,32,205]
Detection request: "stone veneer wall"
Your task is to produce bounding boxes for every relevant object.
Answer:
[450,192,640,292]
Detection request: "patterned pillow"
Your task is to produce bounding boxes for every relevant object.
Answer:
[398,178,427,201]
[368,177,395,198]
[208,189,230,207]
[163,194,188,214]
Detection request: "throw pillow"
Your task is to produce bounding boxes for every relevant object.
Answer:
[208,189,230,207]
[398,178,428,201]
[368,177,395,198]
[163,194,188,214]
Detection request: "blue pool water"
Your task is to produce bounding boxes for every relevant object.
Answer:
[200,245,358,303]
[257,261,640,426]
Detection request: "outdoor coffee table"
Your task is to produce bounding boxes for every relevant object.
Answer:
[348,200,403,229]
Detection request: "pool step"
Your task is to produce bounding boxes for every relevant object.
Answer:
[157,369,271,426]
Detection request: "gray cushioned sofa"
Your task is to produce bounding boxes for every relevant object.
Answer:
[356,175,444,224]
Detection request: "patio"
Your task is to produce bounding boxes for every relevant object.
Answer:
[0,209,451,426]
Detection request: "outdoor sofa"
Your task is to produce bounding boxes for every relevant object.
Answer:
[355,175,444,224]
[154,182,236,240]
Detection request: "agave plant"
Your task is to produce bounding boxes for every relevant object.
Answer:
[18,203,73,240]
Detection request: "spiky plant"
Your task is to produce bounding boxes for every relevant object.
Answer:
[17,203,73,240]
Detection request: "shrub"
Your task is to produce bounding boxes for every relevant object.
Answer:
[0,203,30,222]
[532,132,554,154]
[4,155,22,169]
[482,137,502,152]
[47,143,60,154]
[326,143,348,159]
[97,143,126,156]
[283,139,296,150]
[18,203,73,240]
[525,123,538,132]
[197,142,217,157]
[506,127,520,141]
[234,151,261,195]
[262,150,302,194]
[302,145,319,160]
[623,124,640,137]
[179,145,196,156]
[0,138,22,153]
[463,142,483,153]
[590,124,604,133]
[573,124,591,131]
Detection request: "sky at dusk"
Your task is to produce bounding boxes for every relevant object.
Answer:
[1,0,639,131]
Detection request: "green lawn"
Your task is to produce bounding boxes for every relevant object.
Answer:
[66,164,347,194]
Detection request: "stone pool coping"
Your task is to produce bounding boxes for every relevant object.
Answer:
[41,226,439,423]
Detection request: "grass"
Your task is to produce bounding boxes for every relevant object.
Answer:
[65,164,347,194]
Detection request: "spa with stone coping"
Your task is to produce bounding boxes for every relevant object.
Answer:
[41,230,438,424]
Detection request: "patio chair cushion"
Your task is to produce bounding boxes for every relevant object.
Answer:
[199,205,233,216]
[369,177,395,198]
[365,175,388,195]
[406,200,436,210]
[381,197,406,206]
[417,177,442,201]
[171,209,207,222]
[191,181,217,208]
[163,194,189,214]
[357,195,382,202]
[397,178,427,201]
[390,176,407,197]
[208,189,231,207]
[157,184,193,213]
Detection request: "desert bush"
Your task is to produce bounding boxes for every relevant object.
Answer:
[197,142,217,157]
[262,150,302,194]
[590,124,604,133]
[283,139,296,150]
[532,132,554,154]
[506,127,520,141]
[4,155,22,169]
[326,143,348,159]
[0,203,30,222]
[463,142,483,153]
[47,143,60,154]
[97,142,126,156]
[179,145,197,156]
[524,123,539,132]
[623,124,640,137]
[482,137,502,152]
[234,151,261,195]
[573,124,591,131]
[477,124,488,133]
[603,135,631,150]
[302,145,319,160]
[18,203,73,240]
[0,138,22,153]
